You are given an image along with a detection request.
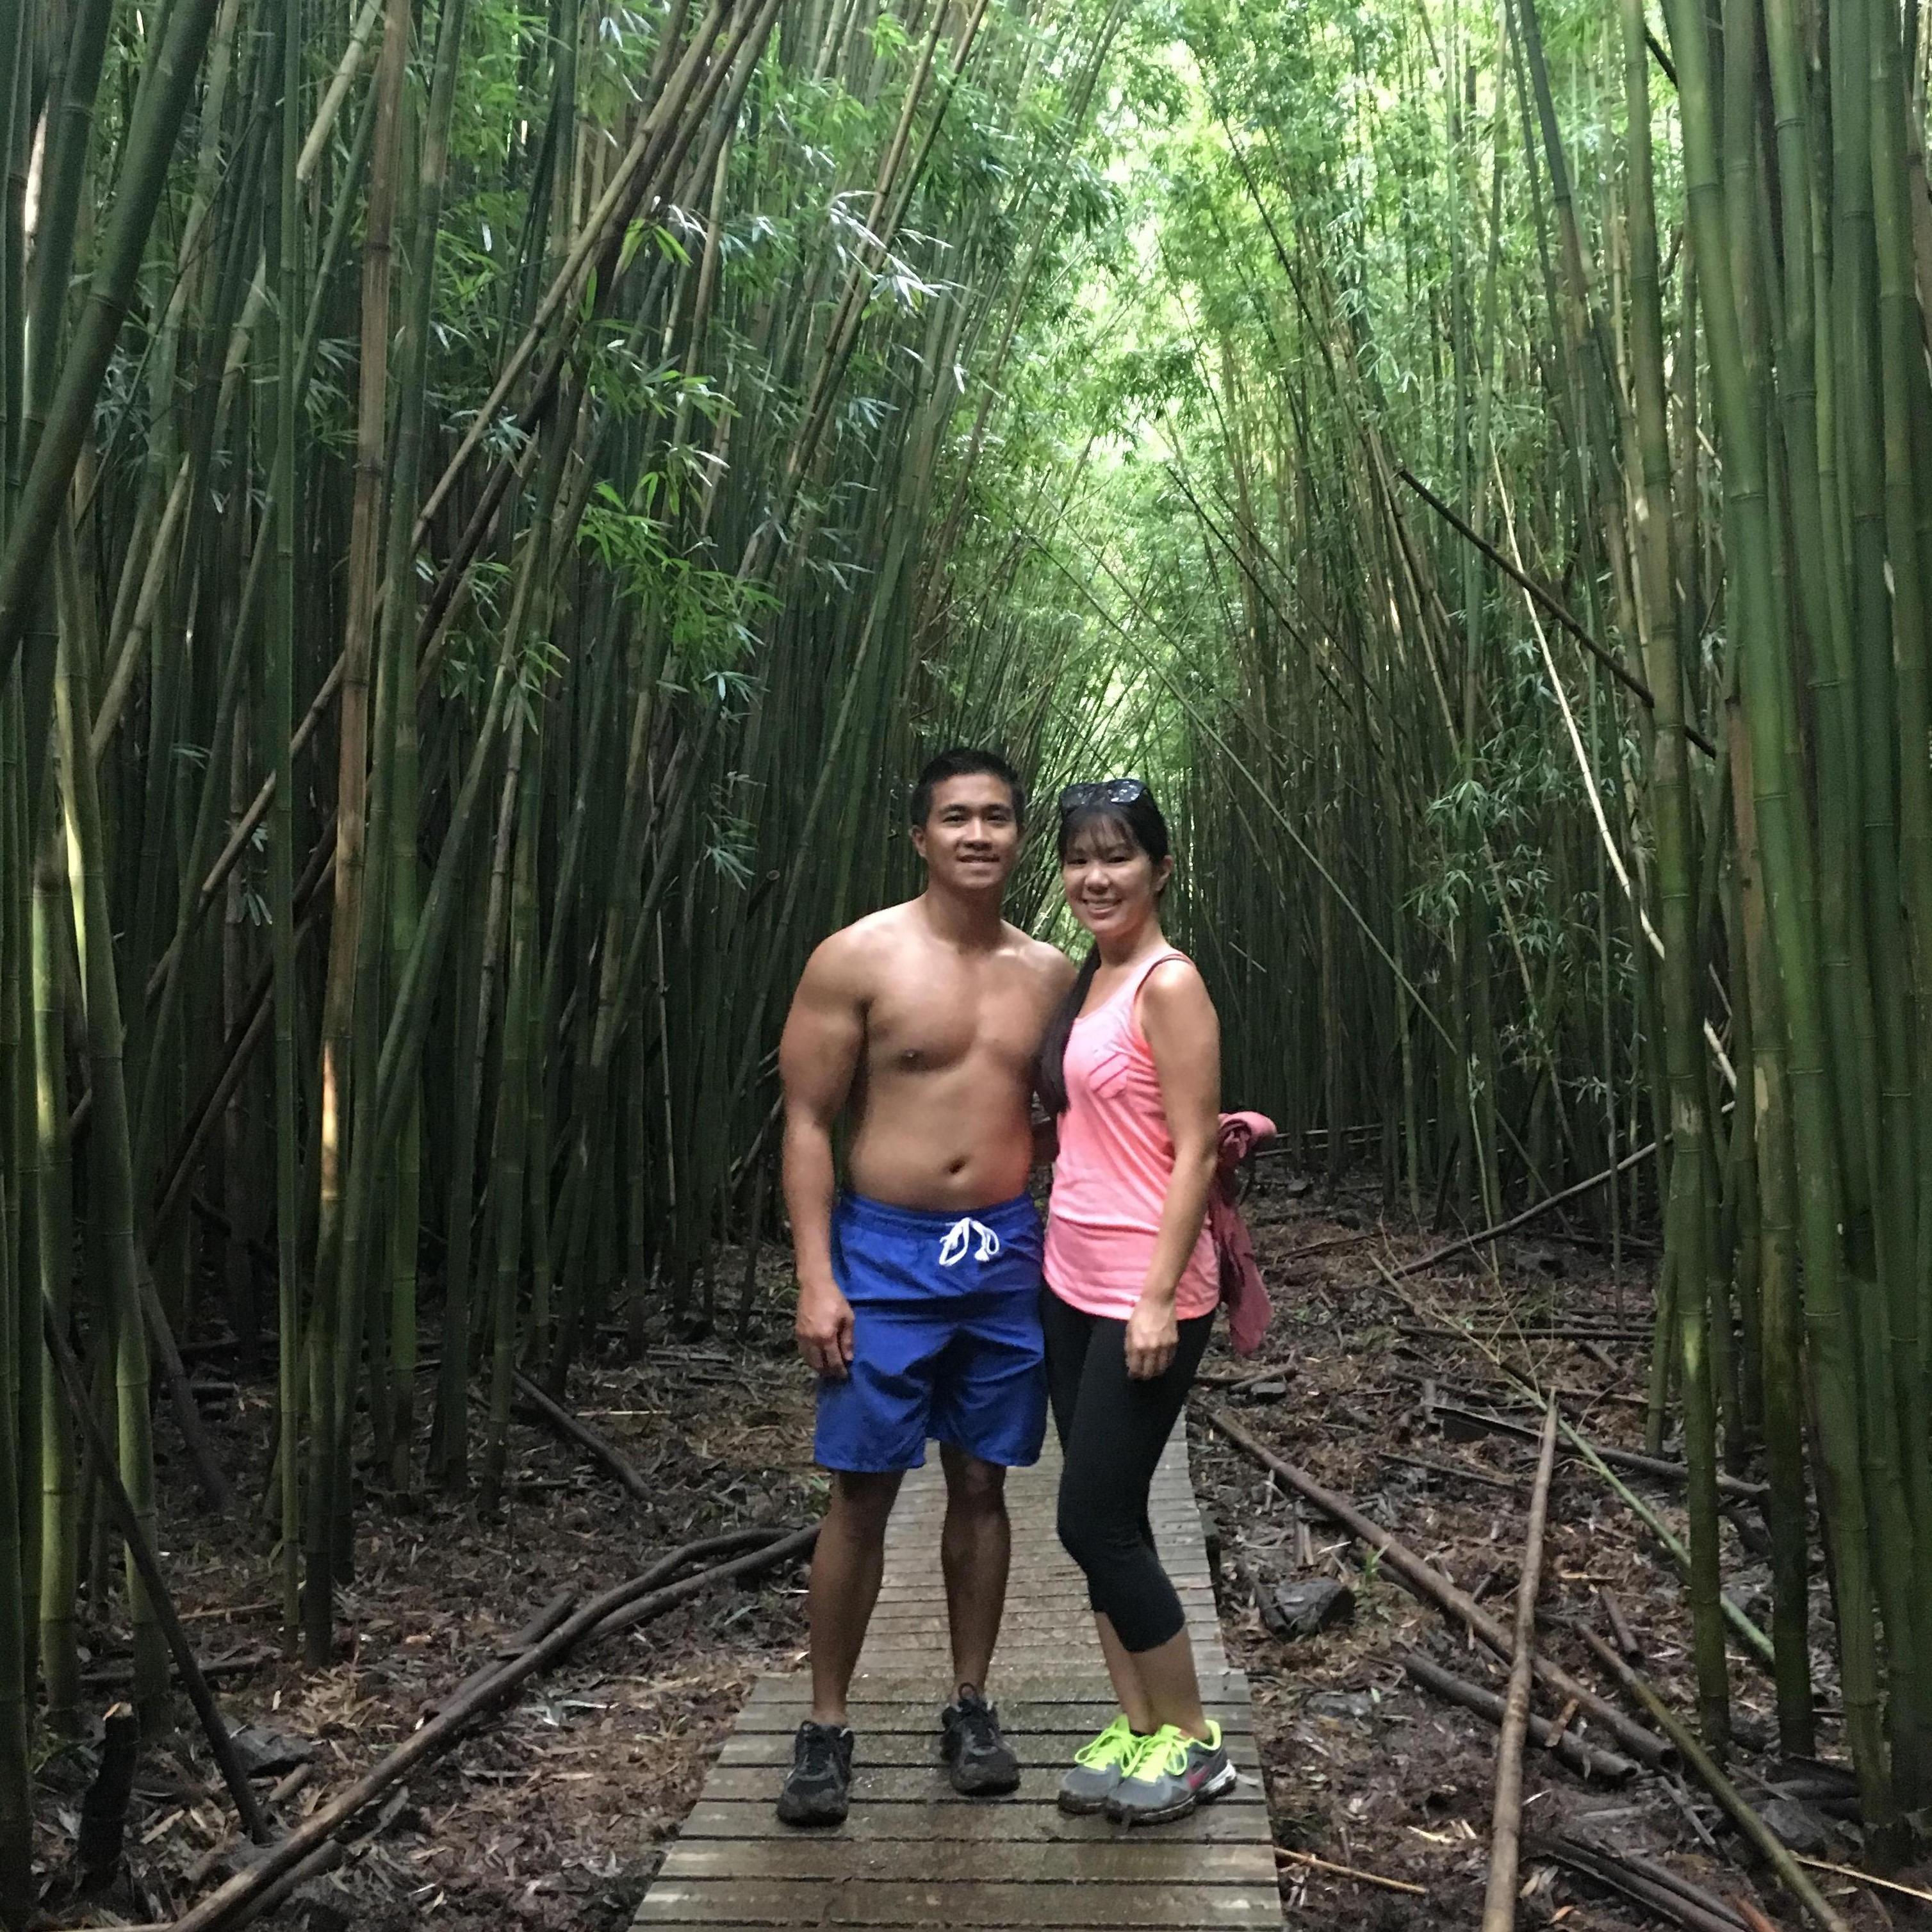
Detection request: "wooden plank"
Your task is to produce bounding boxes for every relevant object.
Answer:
[865,1578,1216,1601]
[692,1767,1266,1806]
[855,1648,1227,1673]
[716,1731,1264,1771]
[751,1671,1254,1704]
[677,1801,1271,1846]
[658,1840,1279,1883]
[635,1879,1282,1925]
[631,1429,1279,1931]
[730,1701,1254,1734]
[859,1608,1215,1637]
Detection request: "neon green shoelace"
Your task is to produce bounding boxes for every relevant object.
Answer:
[1072,1715,1140,1771]
[1122,1721,1220,1783]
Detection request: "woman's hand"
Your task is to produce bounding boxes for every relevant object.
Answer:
[1124,1297,1179,1380]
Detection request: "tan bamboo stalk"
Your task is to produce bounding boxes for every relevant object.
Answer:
[1480,1399,1559,1932]
[53,521,167,1726]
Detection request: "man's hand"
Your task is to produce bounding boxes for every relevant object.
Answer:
[1124,1297,1179,1380]
[796,1279,856,1379]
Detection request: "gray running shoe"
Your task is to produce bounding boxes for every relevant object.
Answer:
[1104,1721,1238,1826]
[776,1721,854,1826]
[939,1687,1020,1795]
[1057,1714,1144,1814]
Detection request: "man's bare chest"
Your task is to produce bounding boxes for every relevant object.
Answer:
[865,976,1044,1078]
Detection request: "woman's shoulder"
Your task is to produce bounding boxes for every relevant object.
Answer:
[1132,952,1216,1045]
[1138,951,1208,1004]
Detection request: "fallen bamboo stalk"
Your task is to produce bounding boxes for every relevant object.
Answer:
[42,1307,271,1844]
[1599,1587,1644,1662]
[1204,1406,1671,1768]
[437,1586,580,1713]
[1560,1426,1774,1662]
[1389,1292,1776,1664]
[1371,1133,1663,1279]
[166,1523,818,1932]
[224,1842,345,1932]
[1399,1321,1655,1343]
[1275,1846,1426,1896]
[1398,1651,1635,1781]
[512,1371,654,1505]
[1197,1361,1298,1395]
[1611,1844,1771,1928]
[81,1648,276,1692]
[1790,1855,1932,1906]
[1482,1399,1559,1932]
[1576,1629,1849,1932]
[1375,1448,1523,1494]
[1528,1833,1749,1932]
[1433,1400,1769,1500]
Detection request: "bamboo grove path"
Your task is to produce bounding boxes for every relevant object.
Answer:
[634,1431,1282,1930]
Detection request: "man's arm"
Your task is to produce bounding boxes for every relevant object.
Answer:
[779,935,867,1378]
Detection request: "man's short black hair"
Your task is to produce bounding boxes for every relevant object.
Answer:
[910,747,1026,826]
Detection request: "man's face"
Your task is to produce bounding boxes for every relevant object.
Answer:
[912,773,1022,892]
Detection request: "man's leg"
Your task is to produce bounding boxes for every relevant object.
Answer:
[937,1443,1010,1695]
[807,1469,904,1724]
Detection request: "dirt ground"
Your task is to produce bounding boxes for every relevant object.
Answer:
[31,1163,1929,1929]
[1200,1163,1921,1931]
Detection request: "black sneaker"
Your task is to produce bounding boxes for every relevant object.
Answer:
[776,1720,854,1826]
[940,1687,1020,1796]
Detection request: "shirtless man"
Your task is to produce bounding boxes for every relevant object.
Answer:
[774,748,1075,1827]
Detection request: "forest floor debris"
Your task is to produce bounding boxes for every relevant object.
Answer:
[32,1165,1932,1928]
[1196,1167,1924,1929]
[32,1299,823,1931]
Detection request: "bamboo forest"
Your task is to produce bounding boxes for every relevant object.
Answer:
[8,0,1932,1922]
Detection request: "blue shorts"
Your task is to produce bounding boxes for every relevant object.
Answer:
[814,1191,1048,1473]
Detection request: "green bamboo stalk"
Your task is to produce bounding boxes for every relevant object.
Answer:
[0,670,28,1920]
[0,0,225,678]
[1619,0,1726,1749]
[1664,0,1895,1835]
[53,521,167,1728]
[480,738,542,1514]
[272,0,304,1653]
[31,779,77,1732]
[1865,0,1932,1806]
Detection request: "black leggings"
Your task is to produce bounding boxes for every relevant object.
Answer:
[1040,1288,1215,1653]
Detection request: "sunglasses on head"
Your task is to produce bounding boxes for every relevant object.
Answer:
[1059,777,1150,814]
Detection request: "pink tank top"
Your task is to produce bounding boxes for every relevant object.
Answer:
[1043,947,1218,1322]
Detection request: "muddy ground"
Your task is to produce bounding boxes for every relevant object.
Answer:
[32,1163,1926,1929]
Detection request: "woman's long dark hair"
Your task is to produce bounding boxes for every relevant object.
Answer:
[1035,785,1172,1115]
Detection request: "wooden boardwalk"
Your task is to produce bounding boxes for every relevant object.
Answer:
[635,1432,1282,1929]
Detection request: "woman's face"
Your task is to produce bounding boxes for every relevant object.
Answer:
[1061,813,1172,942]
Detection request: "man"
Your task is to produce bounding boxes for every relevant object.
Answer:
[774,748,1076,1827]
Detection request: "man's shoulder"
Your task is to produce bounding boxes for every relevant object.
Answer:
[1002,924,1078,986]
[806,902,919,980]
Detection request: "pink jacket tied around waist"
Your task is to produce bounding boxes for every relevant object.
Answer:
[1213,1111,1275,1355]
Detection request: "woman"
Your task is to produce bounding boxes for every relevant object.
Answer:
[1036,777,1233,1826]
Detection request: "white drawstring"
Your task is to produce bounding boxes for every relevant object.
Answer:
[937,1217,1002,1266]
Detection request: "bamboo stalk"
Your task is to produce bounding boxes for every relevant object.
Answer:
[1481,1399,1559,1931]
[40,1307,268,1842]
[1204,1407,1669,1767]
[1578,1629,1849,1932]
[167,1526,817,1932]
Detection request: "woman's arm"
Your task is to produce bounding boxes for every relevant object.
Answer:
[1125,958,1221,1376]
